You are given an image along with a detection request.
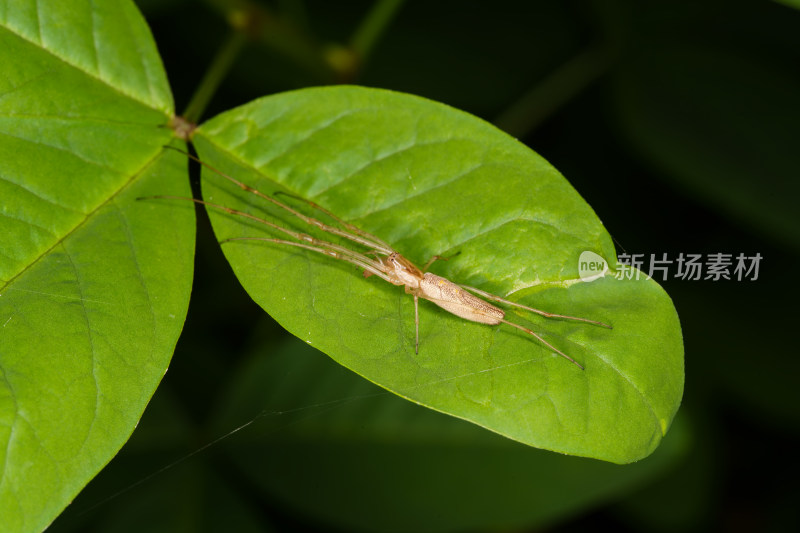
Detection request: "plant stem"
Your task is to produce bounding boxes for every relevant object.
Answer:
[493,46,612,138]
[350,0,406,63]
[182,30,248,124]
[204,0,333,82]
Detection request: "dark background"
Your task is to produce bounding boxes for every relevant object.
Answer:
[50,0,799,531]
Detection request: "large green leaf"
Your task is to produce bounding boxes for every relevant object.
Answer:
[213,335,688,532]
[191,86,683,463]
[0,1,193,531]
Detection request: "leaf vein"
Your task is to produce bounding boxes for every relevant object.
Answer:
[62,241,100,455]
[0,129,121,176]
[0,210,55,239]
[0,174,82,214]
[255,107,378,170]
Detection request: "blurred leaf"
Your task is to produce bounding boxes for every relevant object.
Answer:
[773,0,800,11]
[190,86,683,463]
[0,1,193,531]
[212,336,687,533]
[612,3,800,249]
[671,277,800,430]
[92,466,268,533]
[50,445,270,533]
[612,407,718,531]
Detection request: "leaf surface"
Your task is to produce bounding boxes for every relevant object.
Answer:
[193,86,683,463]
[0,1,193,531]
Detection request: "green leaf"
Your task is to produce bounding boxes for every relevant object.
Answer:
[213,336,688,532]
[0,1,193,531]
[612,6,800,249]
[192,86,683,463]
[773,0,800,11]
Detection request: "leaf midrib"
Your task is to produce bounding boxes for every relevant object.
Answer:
[0,150,168,292]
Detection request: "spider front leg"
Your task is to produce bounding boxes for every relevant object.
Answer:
[422,251,461,272]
